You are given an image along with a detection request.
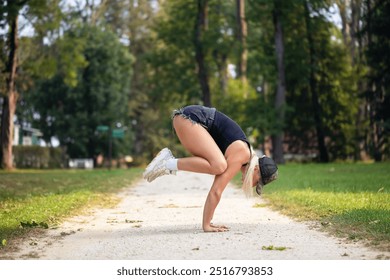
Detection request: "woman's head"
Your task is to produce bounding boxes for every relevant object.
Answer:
[255,156,278,195]
[241,153,278,196]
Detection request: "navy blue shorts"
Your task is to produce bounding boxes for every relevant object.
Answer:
[172,105,250,154]
[172,105,216,130]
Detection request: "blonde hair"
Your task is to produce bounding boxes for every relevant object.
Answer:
[242,148,259,197]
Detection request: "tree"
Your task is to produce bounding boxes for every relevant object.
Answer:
[303,0,329,162]
[9,0,377,164]
[194,0,211,106]
[236,0,248,97]
[247,0,359,161]
[0,0,24,169]
[363,0,390,161]
[271,0,287,164]
[106,0,162,159]
[28,26,133,159]
[336,0,370,161]
[0,0,60,169]
[211,0,235,98]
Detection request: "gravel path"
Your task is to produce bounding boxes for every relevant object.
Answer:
[8,172,388,260]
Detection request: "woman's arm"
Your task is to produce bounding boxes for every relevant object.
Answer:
[202,180,228,232]
[202,142,249,232]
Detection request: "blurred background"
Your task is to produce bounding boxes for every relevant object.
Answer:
[0,0,389,170]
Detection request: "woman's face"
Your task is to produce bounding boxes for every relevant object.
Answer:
[241,165,261,187]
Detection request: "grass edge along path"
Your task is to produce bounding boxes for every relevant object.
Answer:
[0,168,143,254]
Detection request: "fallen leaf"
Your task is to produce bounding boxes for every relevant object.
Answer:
[125,219,143,223]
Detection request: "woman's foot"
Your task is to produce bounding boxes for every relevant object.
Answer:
[143,148,176,182]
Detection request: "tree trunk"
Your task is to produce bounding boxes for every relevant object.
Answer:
[1,15,19,169]
[303,0,329,162]
[336,0,360,63]
[337,0,369,160]
[337,0,350,47]
[271,0,286,164]
[212,50,228,96]
[350,0,361,65]
[236,0,248,97]
[352,0,370,160]
[365,0,384,162]
[194,0,211,107]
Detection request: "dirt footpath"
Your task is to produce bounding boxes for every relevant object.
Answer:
[7,172,389,260]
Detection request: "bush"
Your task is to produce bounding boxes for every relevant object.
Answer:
[13,146,66,169]
[49,147,68,168]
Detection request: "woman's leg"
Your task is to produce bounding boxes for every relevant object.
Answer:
[173,116,227,175]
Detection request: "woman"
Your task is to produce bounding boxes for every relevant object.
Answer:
[143,105,278,232]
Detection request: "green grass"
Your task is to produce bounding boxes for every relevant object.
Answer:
[0,168,143,247]
[1,163,389,253]
[259,163,390,249]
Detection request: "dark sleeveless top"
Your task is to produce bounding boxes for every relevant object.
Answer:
[177,105,250,154]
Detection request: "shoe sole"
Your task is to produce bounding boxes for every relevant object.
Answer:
[143,148,171,180]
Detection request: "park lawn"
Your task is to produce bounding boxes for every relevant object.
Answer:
[0,168,143,249]
[259,162,390,250]
[1,163,389,252]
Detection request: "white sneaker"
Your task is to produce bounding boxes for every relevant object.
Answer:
[143,148,176,182]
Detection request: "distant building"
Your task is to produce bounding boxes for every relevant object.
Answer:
[1,97,43,147]
[13,124,43,146]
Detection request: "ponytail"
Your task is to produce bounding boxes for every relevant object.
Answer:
[242,148,259,197]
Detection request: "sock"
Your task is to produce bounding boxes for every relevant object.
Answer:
[166,158,178,171]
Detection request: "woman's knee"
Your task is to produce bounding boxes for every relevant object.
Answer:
[210,159,227,175]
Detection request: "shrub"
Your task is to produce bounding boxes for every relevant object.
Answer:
[13,146,66,169]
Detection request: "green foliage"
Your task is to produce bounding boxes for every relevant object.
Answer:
[278,1,360,160]
[314,24,359,160]
[4,0,389,164]
[149,0,200,104]
[216,79,278,147]
[362,0,390,161]
[26,26,133,158]
[55,31,88,87]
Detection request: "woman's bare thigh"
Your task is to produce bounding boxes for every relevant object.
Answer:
[173,116,225,165]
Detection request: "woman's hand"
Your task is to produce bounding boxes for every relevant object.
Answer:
[202,142,248,233]
[203,223,229,232]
